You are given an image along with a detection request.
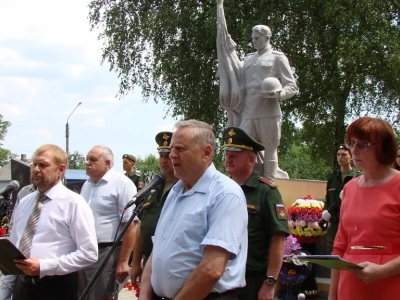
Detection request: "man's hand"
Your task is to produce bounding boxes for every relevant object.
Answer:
[262,91,279,99]
[258,282,275,300]
[15,258,40,276]
[130,263,143,288]
[116,260,130,283]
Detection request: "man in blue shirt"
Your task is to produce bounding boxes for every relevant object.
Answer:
[139,120,248,300]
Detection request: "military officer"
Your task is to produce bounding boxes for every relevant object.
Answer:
[223,127,288,300]
[324,144,361,253]
[122,154,144,190]
[129,132,178,286]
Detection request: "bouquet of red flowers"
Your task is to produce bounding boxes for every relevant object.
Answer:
[0,216,9,237]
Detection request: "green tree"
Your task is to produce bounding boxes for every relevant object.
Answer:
[135,154,160,184]
[0,114,15,167]
[89,0,400,171]
[279,144,331,180]
[280,125,330,180]
[68,151,86,170]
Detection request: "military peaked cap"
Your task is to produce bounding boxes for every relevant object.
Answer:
[155,131,173,153]
[222,127,265,152]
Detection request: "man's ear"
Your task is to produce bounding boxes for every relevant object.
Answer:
[203,144,213,160]
[249,153,257,165]
[105,159,111,167]
[58,164,66,175]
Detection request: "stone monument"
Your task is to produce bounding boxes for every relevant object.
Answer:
[216,0,298,181]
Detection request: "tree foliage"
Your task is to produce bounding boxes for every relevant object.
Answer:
[89,0,400,170]
[280,144,331,181]
[0,114,15,167]
[279,126,331,180]
[135,154,160,183]
[68,151,86,170]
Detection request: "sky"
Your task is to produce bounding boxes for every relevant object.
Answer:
[0,0,177,173]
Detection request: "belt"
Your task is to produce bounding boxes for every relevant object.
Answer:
[98,241,122,249]
[346,242,400,255]
[152,288,241,300]
[19,274,62,285]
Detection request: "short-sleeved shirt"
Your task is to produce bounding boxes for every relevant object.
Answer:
[139,180,175,259]
[125,170,144,190]
[242,170,289,272]
[81,169,137,243]
[151,164,248,299]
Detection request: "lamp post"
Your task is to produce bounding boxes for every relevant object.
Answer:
[66,102,82,157]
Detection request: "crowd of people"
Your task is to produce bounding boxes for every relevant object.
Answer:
[0,116,399,300]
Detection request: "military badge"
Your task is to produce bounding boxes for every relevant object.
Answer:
[247,204,259,212]
[276,204,287,220]
[228,129,236,136]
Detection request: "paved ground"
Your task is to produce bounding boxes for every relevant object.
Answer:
[119,287,138,300]
[117,288,328,300]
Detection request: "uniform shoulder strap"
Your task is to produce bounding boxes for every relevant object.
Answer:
[259,177,278,188]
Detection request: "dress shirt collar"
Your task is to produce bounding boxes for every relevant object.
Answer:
[29,185,37,193]
[173,163,217,195]
[42,181,64,200]
[88,168,115,185]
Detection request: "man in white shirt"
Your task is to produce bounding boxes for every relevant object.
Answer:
[0,144,98,300]
[80,145,138,300]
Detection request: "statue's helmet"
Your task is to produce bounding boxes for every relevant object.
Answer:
[261,77,282,93]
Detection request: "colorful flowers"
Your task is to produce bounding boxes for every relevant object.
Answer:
[284,235,301,257]
[287,195,326,243]
[280,235,312,286]
[0,216,9,237]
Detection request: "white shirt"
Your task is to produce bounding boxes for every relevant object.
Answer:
[0,181,98,292]
[80,169,137,243]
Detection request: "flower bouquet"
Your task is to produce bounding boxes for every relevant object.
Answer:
[287,195,326,244]
[0,216,9,237]
[279,235,312,300]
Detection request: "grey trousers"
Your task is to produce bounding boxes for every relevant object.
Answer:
[81,245,121,300]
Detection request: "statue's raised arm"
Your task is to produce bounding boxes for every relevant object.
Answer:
[216,0,243,127]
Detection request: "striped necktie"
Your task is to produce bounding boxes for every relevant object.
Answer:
[19,193,46,257]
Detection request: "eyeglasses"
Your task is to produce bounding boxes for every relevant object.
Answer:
[345,140,374,151]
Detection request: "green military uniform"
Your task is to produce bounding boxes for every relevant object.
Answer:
[125,169,144,190]
[223,127,289,300]
[138,182,173,266]
[242,171,289,273]
[239,173,289,299]
[122,154,145,190]
[325,168,361,228]
[137,131,176,266]
[325,166,361,255]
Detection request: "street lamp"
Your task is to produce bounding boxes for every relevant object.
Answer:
[66,102,82,157]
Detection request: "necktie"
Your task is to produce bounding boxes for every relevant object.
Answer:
[19,193,46,257]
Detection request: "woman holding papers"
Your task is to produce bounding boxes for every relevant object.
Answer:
[329,117,400,300]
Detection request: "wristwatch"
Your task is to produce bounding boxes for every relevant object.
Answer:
[264,275,277,285]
